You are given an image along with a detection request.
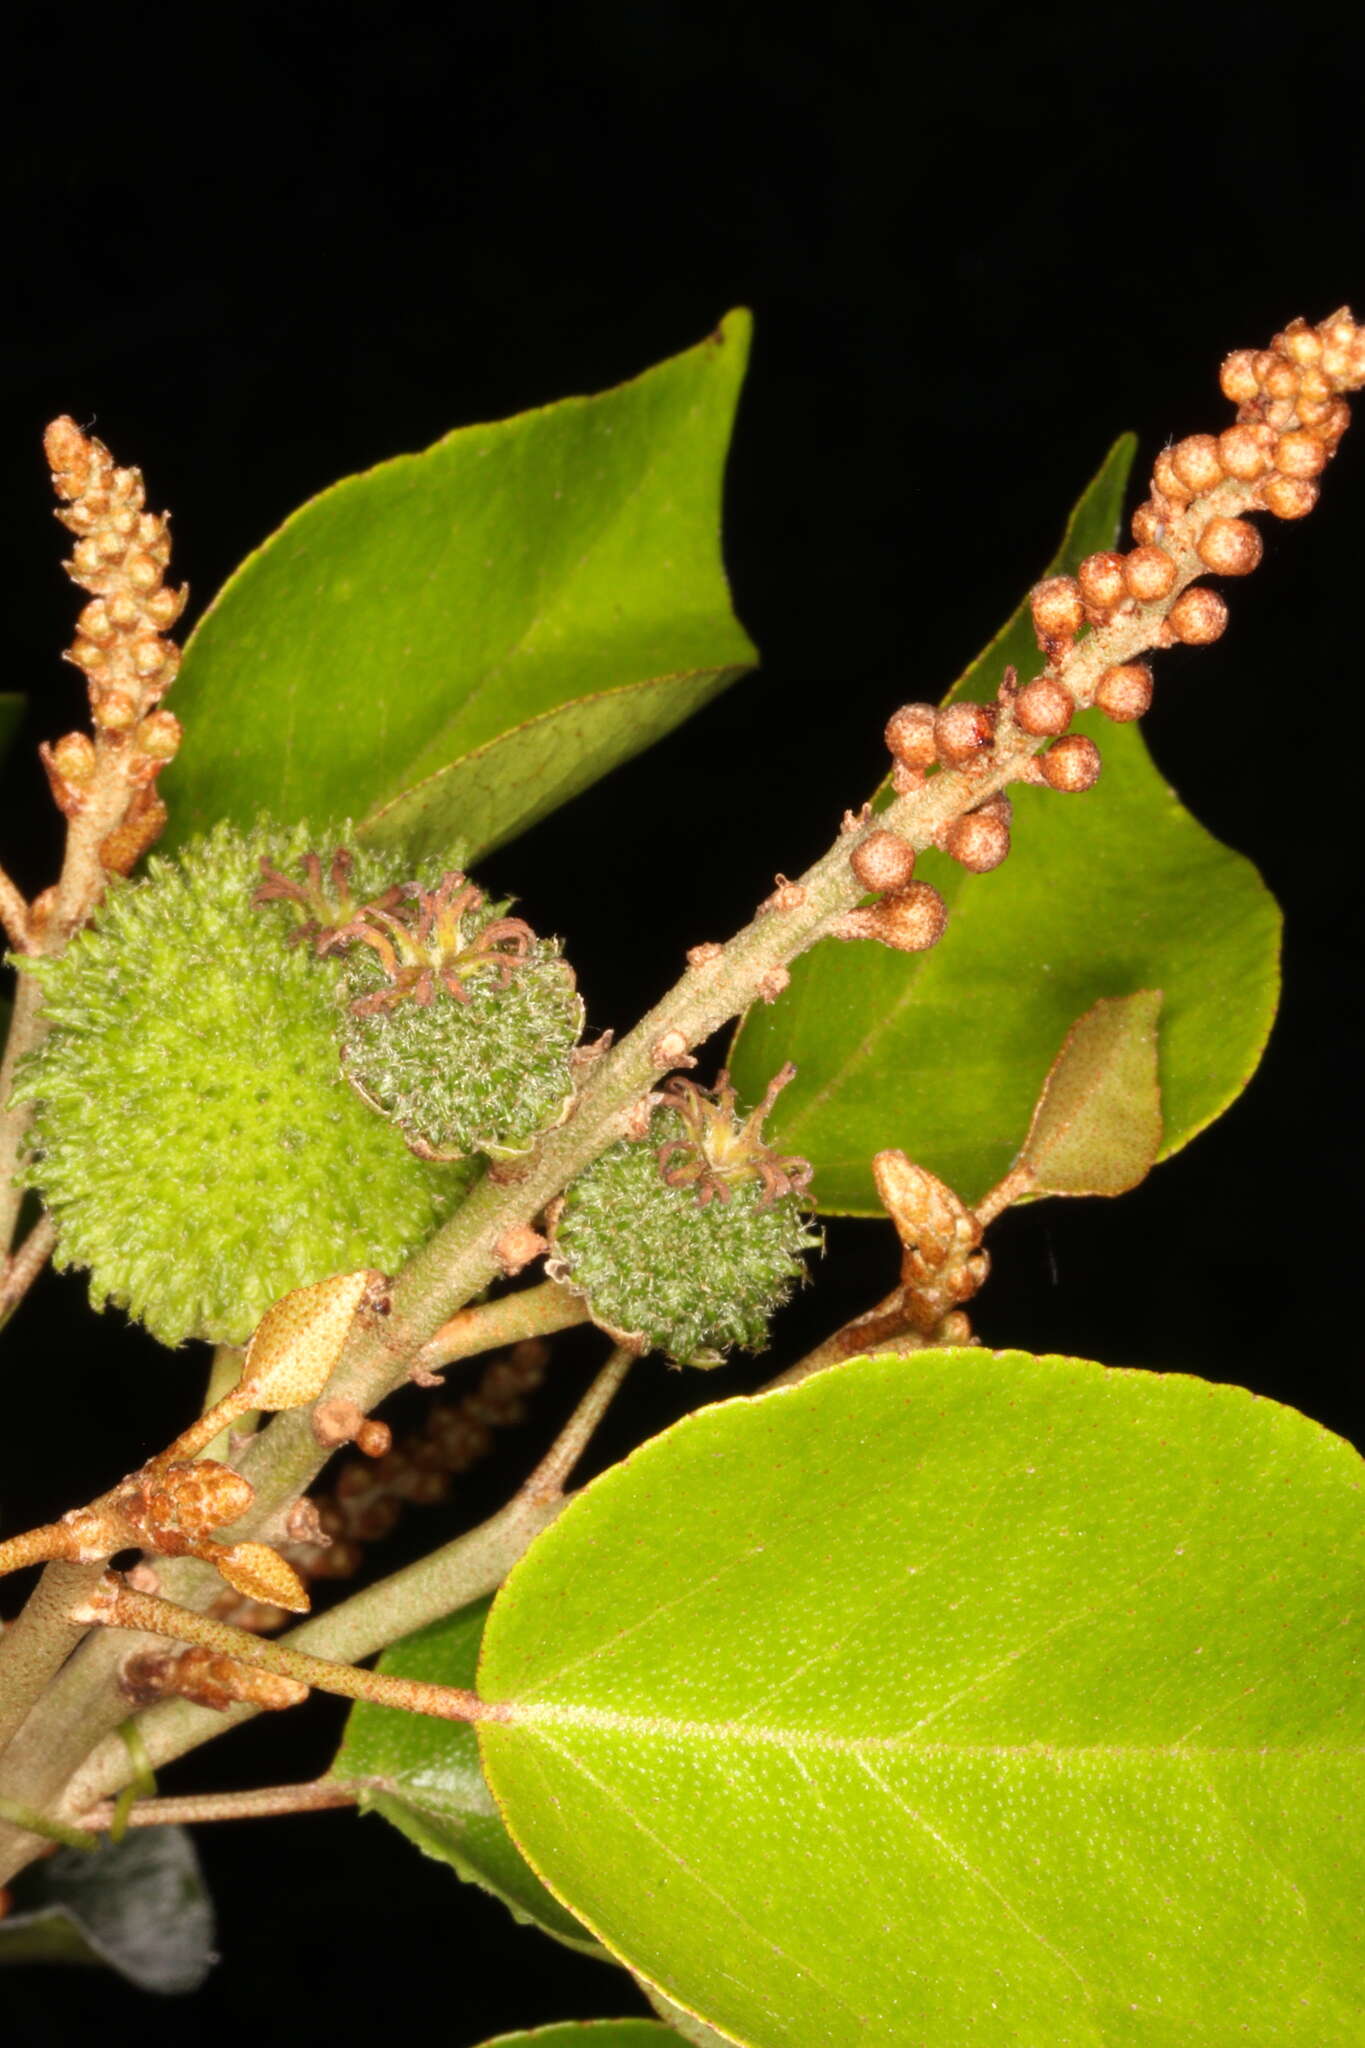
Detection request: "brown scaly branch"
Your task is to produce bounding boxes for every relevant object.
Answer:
[1,310,1360,1881]
[0,419,186,1265]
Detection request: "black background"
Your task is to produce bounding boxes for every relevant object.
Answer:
[2,5,1362,2042]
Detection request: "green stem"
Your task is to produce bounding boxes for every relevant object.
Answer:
[200,1343,249,1463]
[412,1277,589,1379]
[0,1792,99,1853]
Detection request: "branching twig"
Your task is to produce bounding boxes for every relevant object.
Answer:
[80,1777,360,1831]
[0,1215,56,1330]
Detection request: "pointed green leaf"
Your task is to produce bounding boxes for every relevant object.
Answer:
[1020,989,1163,1197]
[479,1351,1365,2048]
[330,1597,605,1958]
[470,2028,675,2047]
[730,439,1280,1211]
[161,314,756,860]
[0,1827,214,1995]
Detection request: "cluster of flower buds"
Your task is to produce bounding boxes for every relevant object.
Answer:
[1027,306,1362,723]
[836,308,1363,959]
[207,1341,551,1633]
[38,418,185,877]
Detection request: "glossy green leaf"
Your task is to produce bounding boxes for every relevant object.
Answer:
[642,1985,738,2045]
[1020,989,1163,1197]
[730,438,1281,1211]
[0,1827,214,1994]
[331,1596,604,1958]
[479,1350,1365,2048]
[471,2027,674,2048]
[161,315,755,861]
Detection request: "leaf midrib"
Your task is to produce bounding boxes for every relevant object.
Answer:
[494,1703,1362,1759]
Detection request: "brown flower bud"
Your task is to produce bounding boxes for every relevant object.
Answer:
[49,731,97,785]
[1122,546,1177,603]
[1130,500,1162,545]
[1168,587,1228,644]
[1218,425,1271,480]
[851,828,916,894]
[1040,735,1101,792]
[943,811,1010,873]
[1030,576,1085,643]
[1094,663,1153,722]
[1013,676,1073,737]
[1196,516,1263,577]
[1273,430,1328,479]
[1261,474,1320,520]
[871,882,948,951]
[1170,435,1224,494]
[356,1419,392,1459]
[94,688,139,732]
[1263,358,1300,402]
[934,701,995,767]
[1076,551,1128,611]
[1277,319,1322,367]
[1219,350,1261,404]
[1152,452,1192,504]
[884,702,938,771]
[839,881,947,953]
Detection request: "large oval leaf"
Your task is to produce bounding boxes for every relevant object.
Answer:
[161,315,756,860]
[730,439,1280,1210]
[471,2028,674,2047]
[330,1597,604,1958]
[479,1350,1365,2048]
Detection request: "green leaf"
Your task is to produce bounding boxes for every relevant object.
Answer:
[0,1827,215,1995]
[730,438,1281,1211]
[330,1596,606,1958]
[469,2028,675,2047]
[161,315,756,861]
[1019,989,1163,1198]
[479,1350,1365,2048]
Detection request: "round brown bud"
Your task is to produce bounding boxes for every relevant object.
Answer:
[974,789,1012,826]
[1040,735,1101,792]
[356,1419,392,1459]
[884,702,938,771]
[1168,586,1228,645]
[1261,474,1319,520]
[1263,357,1300,401]
[125,552,161,592]
[1273,430,1327,479]
[1218,424,1270,480]
[1076,551,1127,611]
[1219,350,1261,404]
[943,810,1010,873]
[1030,576,1085,642]
[1122,545,1177,603]
[1130,499,1162,545]
[872,881,947,952]
[1094,663,1153,722]
[1298,365,1333,407]
[1152,451,1192,504]
[1277,320,1322,368]
[1013,676,1073,737]
[1170,434,1224,495]
[934,700,995,767]
[850,828,916,895]
[1196,516,1263,577]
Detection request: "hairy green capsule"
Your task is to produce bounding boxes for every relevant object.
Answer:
[332,869,584,1159]
[550,1072,820,1366]
[13,821,476,1347]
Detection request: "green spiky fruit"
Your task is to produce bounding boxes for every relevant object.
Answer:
[550,1079,821,1366]
[12,821,476,1347]
[334,872,583,1160]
